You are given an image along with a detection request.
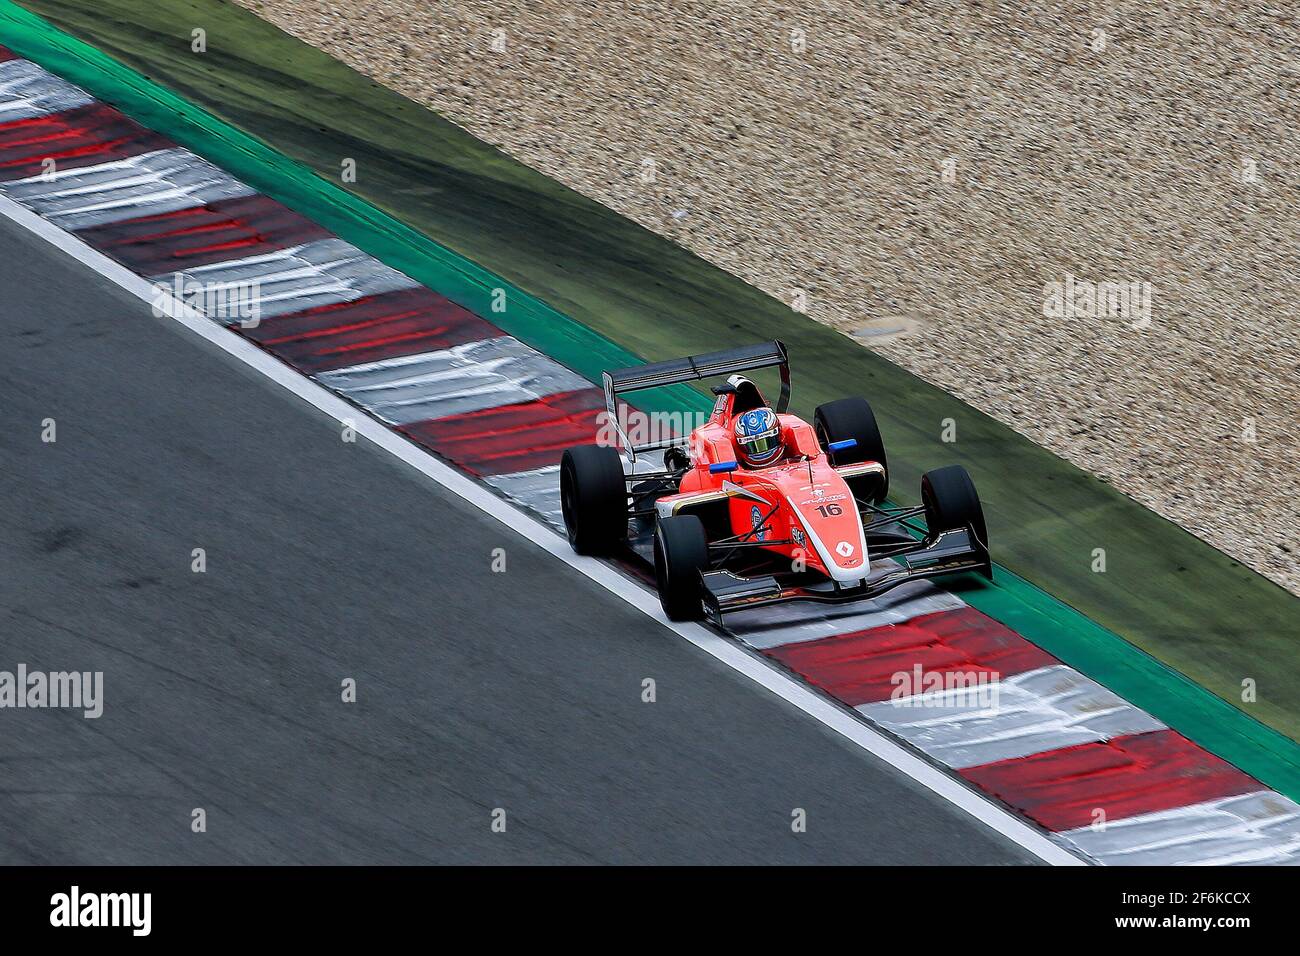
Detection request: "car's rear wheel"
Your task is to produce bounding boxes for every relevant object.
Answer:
[653,515,709,621]
[921,464,987,548]
[814,397,889,502]
[560,445,628,555]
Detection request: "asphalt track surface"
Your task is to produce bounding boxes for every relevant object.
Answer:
[0,215,1034,864]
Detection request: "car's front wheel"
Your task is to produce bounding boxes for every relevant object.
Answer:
[921,464,988,548]
[653,515,709,621]
[560,445,628,555]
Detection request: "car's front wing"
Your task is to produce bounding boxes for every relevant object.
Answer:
[699,527,991,624]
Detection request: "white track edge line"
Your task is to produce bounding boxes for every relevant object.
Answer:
[0,191,1083,866]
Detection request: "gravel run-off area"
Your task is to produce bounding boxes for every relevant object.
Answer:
[234,0,1299,594]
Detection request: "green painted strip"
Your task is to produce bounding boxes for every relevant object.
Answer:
[2,1,1297,798]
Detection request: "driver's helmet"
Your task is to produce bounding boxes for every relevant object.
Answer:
[733,407,784,466]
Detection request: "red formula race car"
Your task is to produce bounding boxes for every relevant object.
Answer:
[560,341,992,621]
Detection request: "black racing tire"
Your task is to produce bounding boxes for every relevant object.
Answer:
[921,464,988,548]
[560,445,628,555]
[653,515,709,621]
[814,397,889,502]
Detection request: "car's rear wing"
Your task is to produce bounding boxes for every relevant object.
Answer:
[602,341,790,461]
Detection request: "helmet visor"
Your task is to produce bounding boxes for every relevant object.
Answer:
[742,432,779,457]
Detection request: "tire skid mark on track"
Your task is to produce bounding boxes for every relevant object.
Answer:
[2,47,1296,865]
